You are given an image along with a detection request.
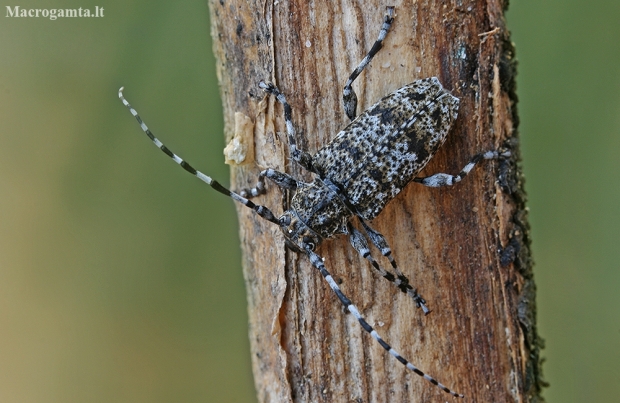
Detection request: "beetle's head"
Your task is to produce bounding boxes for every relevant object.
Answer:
[278,210,322,253]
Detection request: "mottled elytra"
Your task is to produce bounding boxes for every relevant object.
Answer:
[119,6,509,399]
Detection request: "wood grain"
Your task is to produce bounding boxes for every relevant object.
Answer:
[208,1,545,402]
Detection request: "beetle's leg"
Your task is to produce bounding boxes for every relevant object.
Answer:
[414,150,511,188]
[259,82,315,173]
[348,223,399,285]
[305,248,463,398]
[119,87,282,226]
[238,168,299,198]
[348,223,429,314]
[343,6,395,121]
[356,219,430,314]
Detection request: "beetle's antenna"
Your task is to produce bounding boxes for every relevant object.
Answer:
[118,87,281,226]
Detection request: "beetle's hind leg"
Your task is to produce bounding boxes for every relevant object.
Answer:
[342,6,395,121]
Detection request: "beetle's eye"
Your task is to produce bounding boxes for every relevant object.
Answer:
[279,215,291,226]
[302,236,315,251]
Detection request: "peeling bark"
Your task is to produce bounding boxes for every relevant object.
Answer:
[208,1,544,402]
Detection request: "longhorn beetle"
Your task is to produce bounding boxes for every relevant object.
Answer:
[119,6,509,399]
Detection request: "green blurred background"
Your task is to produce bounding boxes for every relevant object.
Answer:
[0,1,618,402]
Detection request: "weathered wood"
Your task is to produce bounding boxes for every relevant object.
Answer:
[208,1,544,402]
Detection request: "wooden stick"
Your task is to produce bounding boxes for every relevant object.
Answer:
[208,1,545,402]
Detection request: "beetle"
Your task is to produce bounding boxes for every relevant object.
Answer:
[119,6,509,398]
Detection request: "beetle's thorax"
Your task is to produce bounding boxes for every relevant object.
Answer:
[282,179,352,246]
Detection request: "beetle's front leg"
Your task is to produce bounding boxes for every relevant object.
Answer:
[238,168,300,198]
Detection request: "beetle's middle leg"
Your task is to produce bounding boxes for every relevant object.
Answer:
[414,150,511,188]
[242,82,313,198]
[259,82,315,173]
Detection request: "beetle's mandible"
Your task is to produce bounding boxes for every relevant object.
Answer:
[119,6,510,399]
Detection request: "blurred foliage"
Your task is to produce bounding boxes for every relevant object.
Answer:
[0,1,253,402]
[0,1,618,402]
[508,1,620,401]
